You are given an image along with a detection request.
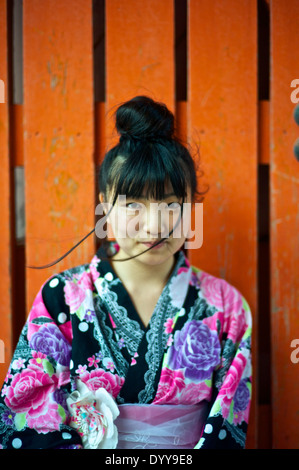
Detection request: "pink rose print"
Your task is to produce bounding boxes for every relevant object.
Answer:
[153,368,185,404]
[179,381,212,404]
[202,311,224,334]
[5,367,58,415]
[77,271,94,292]
[199,273,243,313]
[80,369,124,399]
[64,280,86,314]
[225,306,247,343]
[218,353,247,420]
[26,402,62,434]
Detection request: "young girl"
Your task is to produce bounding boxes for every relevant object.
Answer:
[0,96,252,449]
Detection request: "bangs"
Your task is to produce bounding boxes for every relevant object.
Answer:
[108,142,189,205]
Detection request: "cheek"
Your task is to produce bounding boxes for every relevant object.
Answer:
[110,210,143,240]
[109,209,128,237]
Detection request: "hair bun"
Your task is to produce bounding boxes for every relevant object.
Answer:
[115,95,174,142]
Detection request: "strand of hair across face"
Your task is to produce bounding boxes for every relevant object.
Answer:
[26,202,184,269]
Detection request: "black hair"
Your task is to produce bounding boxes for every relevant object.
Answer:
[27,95,208,269]
[100,95,201,206]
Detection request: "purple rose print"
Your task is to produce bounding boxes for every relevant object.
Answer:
[233,379,250,412]
[168,320,221,381]
[29,324,71,366]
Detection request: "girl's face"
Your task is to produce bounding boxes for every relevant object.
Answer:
[99,183,192,266]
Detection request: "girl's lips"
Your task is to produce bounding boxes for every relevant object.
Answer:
[140,241,165,249]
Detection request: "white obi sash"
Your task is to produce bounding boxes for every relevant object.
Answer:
[115,402,209,449]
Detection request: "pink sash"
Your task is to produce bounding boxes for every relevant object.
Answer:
[115,402,209,449]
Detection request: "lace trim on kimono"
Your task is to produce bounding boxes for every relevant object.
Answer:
[96,277,144,354]
[138,252,189,403]
[139,292,178,403]
[8,324,32,365]
[92,295,130,378]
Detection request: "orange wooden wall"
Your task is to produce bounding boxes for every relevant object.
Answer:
[0,0,299,449]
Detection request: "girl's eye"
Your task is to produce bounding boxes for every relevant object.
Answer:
[126,202,142,210]
[167,202,181,210]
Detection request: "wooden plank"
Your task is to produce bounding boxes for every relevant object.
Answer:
[188,0,258,448]
[23,0,95,312]
[105,0,175,146]
[0,0,13,385]
[270,0,299,449]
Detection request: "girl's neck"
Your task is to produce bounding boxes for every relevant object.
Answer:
[109,250,177,291]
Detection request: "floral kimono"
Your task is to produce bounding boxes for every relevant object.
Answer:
[0,241,252,449]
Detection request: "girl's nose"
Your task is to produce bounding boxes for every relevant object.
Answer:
[141,203,170,238]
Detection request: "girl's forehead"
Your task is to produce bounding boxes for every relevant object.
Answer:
[139,182,176,199]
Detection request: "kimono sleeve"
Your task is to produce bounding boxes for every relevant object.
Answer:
[195,280,252,449]
[0,280,82,449]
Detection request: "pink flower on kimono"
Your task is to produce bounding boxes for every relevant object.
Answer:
[88,355,100,368]
[218,353,248,420]
[199,273,242,312]
[164,317,174,334]
[64,280,86,314]
[5,367,58,415]
[225,306,248,343]
[29,351,47,369]
[77,271,94,292]
[26,402,62,434]
[80,369,124,399]
[179,381,212,404]
[177,267,189,275]
[103,358,115,372]
[90,255,101,282]
[4,367,13,384]
[1,384,8,397]
[11,358,25,370]
[202,311,224,334]
[76,364,87,375]
[153,368,185,404]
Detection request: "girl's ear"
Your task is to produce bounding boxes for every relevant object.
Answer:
[99,192,107,214]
